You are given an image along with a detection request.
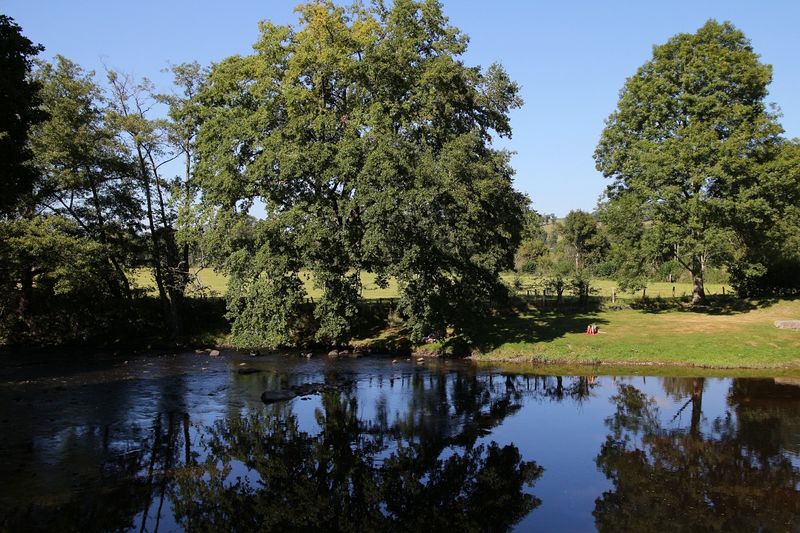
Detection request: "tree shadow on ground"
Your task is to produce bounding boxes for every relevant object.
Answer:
[473,306,610,353]
[628,295,782,315]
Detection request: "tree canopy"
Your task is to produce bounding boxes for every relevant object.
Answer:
[193,0,526,346]
[0,14,43,217]
[595,20,784,304]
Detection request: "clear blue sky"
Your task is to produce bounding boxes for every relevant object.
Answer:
[5,0,799,216]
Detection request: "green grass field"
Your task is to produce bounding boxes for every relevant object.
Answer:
[131,268,399,300]
[133,268,730,301]
[473,298,800,369]
[132,268,800,370]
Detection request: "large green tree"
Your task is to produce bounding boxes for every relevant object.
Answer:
[0,14,43,217]
[594,20,783,304]
[31,56,141,299]
[193,0,526,346]
[1,54,144,343]
[728,139,800,295]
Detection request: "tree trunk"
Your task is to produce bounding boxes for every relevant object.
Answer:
[147,152,185,341]
[88,174,132,299]
[18,263,33,320]
[690,378,704,438]
[137,150,169,311]
[691,255,705,305]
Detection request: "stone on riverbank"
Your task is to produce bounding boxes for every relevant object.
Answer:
[774,320,800,330]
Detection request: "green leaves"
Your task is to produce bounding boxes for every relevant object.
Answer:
[595,20,784,302]
[194,1,524,346]
[0,15,43,217]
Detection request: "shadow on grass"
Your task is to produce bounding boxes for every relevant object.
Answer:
[472,306,609,353]
[628,295,782,315]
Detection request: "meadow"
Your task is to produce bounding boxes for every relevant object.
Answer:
[132,269,730,302]
[131,268,799,370]
[471,297,800,369]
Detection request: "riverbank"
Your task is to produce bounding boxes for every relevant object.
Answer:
[4,287,798,371]
[459,297,800,370]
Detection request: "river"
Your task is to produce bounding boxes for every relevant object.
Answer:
[1,351,798,532]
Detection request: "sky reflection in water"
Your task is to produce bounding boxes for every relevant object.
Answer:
[0,353,798,532]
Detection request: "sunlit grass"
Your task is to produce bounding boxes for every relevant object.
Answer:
[131,268,398,300]
[477,298,800,369]
[500,273,732,299]
[132,268,731,301]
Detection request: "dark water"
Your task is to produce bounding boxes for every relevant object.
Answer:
[1,352,799,532]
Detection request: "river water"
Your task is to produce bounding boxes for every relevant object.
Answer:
[1,351,798,532]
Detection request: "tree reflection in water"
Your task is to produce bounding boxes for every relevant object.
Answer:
[170,371,543,532]
[594,380,800,532]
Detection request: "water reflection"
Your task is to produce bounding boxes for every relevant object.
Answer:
[1,355,799,532]
[1,360,544,532]
[171,386,542,532]
[594,379,800,532]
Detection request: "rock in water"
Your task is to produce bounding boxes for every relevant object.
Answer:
[774,320,800,330]
[209,349,221,357]
[260,390,297,404]
[238,367,260,375]
[291,382,325,396]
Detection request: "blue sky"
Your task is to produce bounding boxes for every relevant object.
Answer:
[5,0,799,216]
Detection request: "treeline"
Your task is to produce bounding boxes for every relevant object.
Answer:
[0,15,205,344]
[1,2,527,347]
[2,9,799,349]
[515,21,800,305]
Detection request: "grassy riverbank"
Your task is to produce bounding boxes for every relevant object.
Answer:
[130,269,798,369]
[463,297,800,369]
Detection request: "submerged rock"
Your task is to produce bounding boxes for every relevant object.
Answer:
[238,367,260,375]
[260,390,297,404]
[291,382,326,396]
[262,377,354,404]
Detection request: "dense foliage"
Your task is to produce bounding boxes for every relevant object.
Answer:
[192,0,526,346]
[513,208,607,305]
[0,14,204,344]
[2,10,799,347]
[595,20,790,303]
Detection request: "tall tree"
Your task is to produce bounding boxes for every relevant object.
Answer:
[1,53,144,343]
[31,56,141,299]
[0,15,43,324]
[162,62,206,291]
[106,69,187,339]
[560,210,603,272]
[594,20,783,304]
[0,15,43,217]
[193,0,525,347]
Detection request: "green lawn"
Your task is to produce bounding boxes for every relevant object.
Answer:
[500,273,732,299]
[131,268,399,300]
[133,268,729,301]
[473,298,800,369]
